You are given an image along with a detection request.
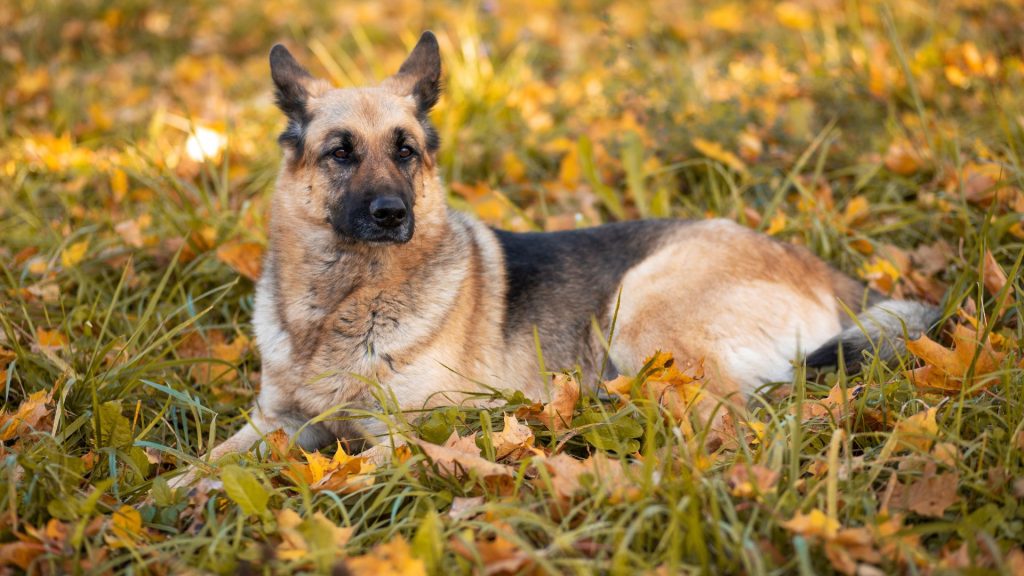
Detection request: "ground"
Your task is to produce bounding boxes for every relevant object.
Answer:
[1,0,1023,574]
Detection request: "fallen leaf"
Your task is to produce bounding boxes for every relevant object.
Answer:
[825,527,883,575]
[906,471,959,517]
[60,239,90,268]
[905,325,1007,394]
[538,374,580,432]
[36,327,67,350]
[781,509,839,540]
[448,496,485,521]
[982,249,1014,319]
[275,509,353,562]
[728,463,780,499]
[802,383,864,421]
[884,141,923,176]
[765,211,786,235]
[692,137,748,174]
[216,240,264,281]
[114,214,152,248]
[893,408,938,453]
[0,541,45,570]
[857,257,900,294]
[0,390,51,442]
[450,522,534,576]
[281,441,375,493]
[179,331,250,386]
[414,433,513,480]
[533,452,633,504]
[489,414,534,460]
[774,2,813,30]
[106,505,144,548]
[346,535,427,576]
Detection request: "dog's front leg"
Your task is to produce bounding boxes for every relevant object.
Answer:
[166,409,330,490]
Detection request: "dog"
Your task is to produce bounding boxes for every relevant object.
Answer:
[169,31,937,486]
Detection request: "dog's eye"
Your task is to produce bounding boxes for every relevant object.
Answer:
[332,147,352,161]
[397,146,414,160]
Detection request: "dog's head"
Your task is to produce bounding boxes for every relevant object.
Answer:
[269,32,443,245]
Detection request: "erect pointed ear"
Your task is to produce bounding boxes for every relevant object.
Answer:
[389,31,442,115]
[269,44,314,122]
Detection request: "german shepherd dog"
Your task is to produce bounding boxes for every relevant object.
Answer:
[170,32,937,486]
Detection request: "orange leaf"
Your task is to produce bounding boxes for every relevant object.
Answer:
[538,374,580,432]
[0,390,51,442]
[346,536,426,576]
[216,240,264,281]
[36,327,67,349]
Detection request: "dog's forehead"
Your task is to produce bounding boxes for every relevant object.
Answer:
[306,87,420,141]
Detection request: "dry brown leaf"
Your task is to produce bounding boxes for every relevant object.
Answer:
[538,373,580,432]
[982,249,1014,319]
[884,141,922,176]
[906,471,959,518]
[728,463,780,499]
[178,331,251,386]
[0,541,45,570]
[533,452,632,503]
[346,536,426,576]
[802,383,864,421]
[413,433,513,479]
[448,496,485,521]
[216,240,263,281]
[275,509,352,561]
[114,214,152,248]
[825,527,883,575]
[0,390,51,442]
[489,413,534,460]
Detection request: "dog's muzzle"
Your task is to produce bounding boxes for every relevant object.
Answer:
[369,196,408,229]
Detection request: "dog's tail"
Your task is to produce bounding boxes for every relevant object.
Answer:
[805,300,942,371]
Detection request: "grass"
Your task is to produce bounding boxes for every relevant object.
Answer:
[1,0,1023,573]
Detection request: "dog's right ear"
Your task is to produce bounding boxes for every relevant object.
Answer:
[270,44,314,122]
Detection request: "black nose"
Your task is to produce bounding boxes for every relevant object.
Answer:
[369,196,408,228]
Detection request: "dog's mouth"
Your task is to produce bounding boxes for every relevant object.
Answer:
[328,213,415,245]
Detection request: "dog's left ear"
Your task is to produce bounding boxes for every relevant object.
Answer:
[389,31,442,115]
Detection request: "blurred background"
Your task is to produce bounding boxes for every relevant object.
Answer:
[2,0,1022,239]
[1,3,1023,571]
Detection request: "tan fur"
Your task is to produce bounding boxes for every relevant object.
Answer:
[169,36,878,487]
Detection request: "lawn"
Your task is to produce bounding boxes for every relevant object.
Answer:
[1,0,1023,573]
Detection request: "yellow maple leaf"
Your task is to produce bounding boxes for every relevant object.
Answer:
[60,239,90,268]
[857,257,899,294]
[106,505,144,548]
[893,407,938,453]
[782,509,839,540]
